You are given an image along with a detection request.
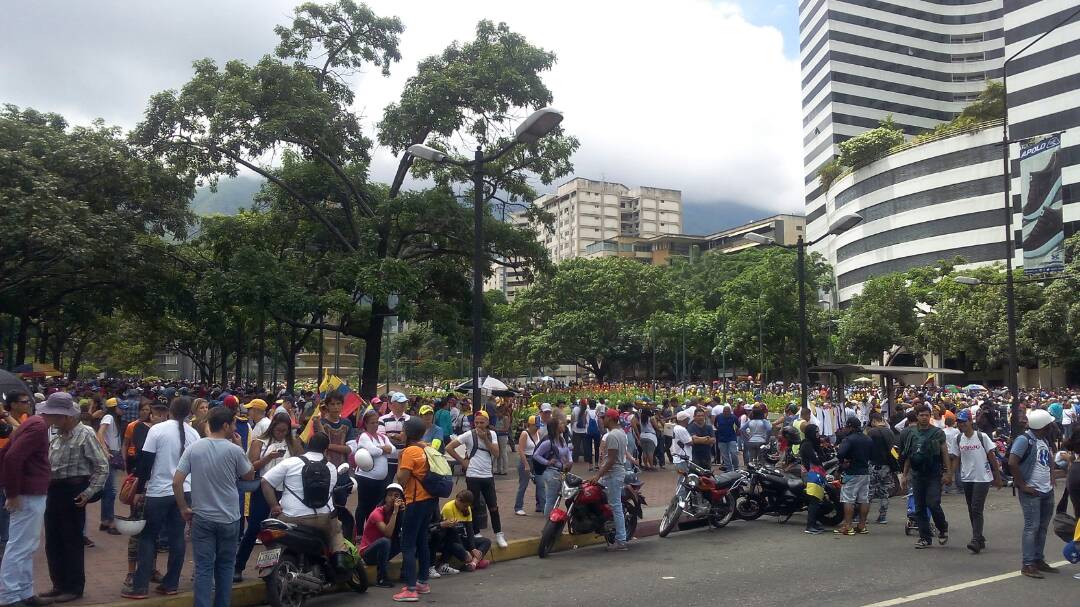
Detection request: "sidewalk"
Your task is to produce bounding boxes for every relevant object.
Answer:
[29,463,681,605]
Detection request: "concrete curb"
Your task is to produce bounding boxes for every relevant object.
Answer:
[96,518,661,607]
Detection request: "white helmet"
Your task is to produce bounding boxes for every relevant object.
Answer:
[1026,409,1054,430]
[353,448,375,472]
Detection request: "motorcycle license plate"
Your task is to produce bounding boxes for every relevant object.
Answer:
[256,548,282,571]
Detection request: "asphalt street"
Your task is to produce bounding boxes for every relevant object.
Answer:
[318,486,1075,607]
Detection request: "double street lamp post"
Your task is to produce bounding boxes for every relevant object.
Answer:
[746,213,863,410]
[408,108,564,408]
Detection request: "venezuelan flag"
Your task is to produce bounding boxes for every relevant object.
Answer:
[301,372,366,442]
[805,465,826,500]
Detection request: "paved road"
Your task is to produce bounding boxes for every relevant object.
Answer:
[318,487,1075,607]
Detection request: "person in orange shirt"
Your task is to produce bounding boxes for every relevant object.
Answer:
[392,418,435,602]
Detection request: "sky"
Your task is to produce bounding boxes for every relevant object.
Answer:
[0,0,803,233]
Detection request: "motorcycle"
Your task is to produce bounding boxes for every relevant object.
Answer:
[256,464,367,607]
[537,470,645,558]
[659,461,746,537]
[734,459,843,527]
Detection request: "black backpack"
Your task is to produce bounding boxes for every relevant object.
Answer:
[286,456,332,512]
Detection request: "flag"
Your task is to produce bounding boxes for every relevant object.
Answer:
[805,465,826,501]
[301,371,365,442]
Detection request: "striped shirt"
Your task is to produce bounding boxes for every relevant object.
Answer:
[49,423,109,499]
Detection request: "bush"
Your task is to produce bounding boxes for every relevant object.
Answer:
[837,116,905,170]
[817,159,843,189]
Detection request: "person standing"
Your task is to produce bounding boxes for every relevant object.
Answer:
[445,411,507,548]
[174,407,254,607]
[392,419,435,602]
[570,399,589,464]
[41,392,109,603]
[834,417,873,536]
[590,409,630,551]
[351,409,396,532]
[950,409,1002,554]
[513,415,544,516]
[532,418,572,516]
[1009,409,1059,578]
[866,412,897,525]
[714,405,740,471]
[378,395,411,482]
[123,397,199,599]
[0,390,33,553]
[0,397,53,607]
[898,404,951,549]
[687,408,715,471]
[95,399,123,535]
[314,393,355,468]
[741,407,772,466]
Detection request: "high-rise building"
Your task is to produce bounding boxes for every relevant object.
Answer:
[801,0,1079,302]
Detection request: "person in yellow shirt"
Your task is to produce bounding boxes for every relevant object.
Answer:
[429,491,491,576]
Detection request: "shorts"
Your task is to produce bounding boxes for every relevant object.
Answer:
[840,474,871,504]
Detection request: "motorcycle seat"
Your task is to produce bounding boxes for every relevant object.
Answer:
[713,471,743,487]
[786,476,806,492]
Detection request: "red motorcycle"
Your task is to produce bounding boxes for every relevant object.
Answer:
[537,471,645,558]
[659,461,746,537]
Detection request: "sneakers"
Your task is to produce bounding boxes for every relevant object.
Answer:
[120,588,148,600]
[495,532,508,548]
[1021,565,1044,579]
[875,515,888,525]
[833,528,854,536]
[476,559,490,569]
[938,530,948,545]
[375,578,395,588]
[514,510,526,516]
[967,539,984,554]
[605,540,628,551]
[427,567,442,579]
[804,528,823,535]
[437,564,460,575]
[393,588,419,602]
[915,538,933,549]
[415,583,431,595]
[854,527,869,535]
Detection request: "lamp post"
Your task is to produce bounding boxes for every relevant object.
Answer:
[992,4,1080,435]
[746,213,863,410]
[409,108,564,409]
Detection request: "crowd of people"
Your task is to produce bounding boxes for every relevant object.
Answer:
[0,377,1077,607]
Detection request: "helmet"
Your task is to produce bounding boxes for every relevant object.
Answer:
[1027,409,1053,430]
[576,482,604,505]
[782,427,800,445]
[352,448,374,472]
[115,516,146,536]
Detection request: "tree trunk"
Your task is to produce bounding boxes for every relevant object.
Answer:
[285,325,298,394]
[257,316,266,389]
[15,315,29,367]
[360,305,386,399]
[36,324,48,363]
[234,324,243,385]
[68,342,86,380]
[220,344,229,386]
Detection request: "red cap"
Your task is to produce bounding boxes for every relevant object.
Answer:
[604,409,621,421]
[223,395,239,410]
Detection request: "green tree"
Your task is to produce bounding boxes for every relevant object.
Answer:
[837,116,905,170]
[836,273,918,363]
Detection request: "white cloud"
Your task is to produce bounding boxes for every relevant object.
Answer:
[1,0,803,216]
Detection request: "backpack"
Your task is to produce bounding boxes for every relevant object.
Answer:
[587,415,601,439]
[285,456,332,513]
[420,445,453,498]
[908,428,941,473]
[531,439,552,476]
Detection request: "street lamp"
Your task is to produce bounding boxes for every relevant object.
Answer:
[996,5,1080,435]
[745,213,863,410]
[408,107,564,409]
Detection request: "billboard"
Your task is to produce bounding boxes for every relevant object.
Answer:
[1020,132,1065,275]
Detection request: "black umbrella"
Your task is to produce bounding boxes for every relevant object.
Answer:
[0,369,32,399]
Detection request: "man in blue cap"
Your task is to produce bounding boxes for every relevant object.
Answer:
[950,408,1002,554]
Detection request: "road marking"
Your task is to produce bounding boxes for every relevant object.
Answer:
[860,561,1070,607]
[661,576,675,580]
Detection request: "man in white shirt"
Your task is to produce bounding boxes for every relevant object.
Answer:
[948,409,1001,554]
[1063,399,1077,441]
[378,394,411,478]
[1009,409,1057,578]
[671,409,694,483]
[260,433,348,568]
[942,416,962,494]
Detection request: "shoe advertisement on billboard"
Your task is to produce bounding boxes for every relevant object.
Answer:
[1020,132,1065,275]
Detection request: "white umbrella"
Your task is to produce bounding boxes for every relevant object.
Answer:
[853,377,873,384]
[481,376,509,391]
[539,376,555,382]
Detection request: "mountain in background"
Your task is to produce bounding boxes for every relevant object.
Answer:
[190,175,265,215]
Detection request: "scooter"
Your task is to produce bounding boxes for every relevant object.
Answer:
[659,461,747,537]
[257,464,367,607]
[537,470,645,558]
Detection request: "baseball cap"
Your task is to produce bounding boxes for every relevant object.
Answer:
[385,483,405,496]
[105,397,119,408]
[247,398,268,411]
[418,405,434,415]
[391,392,408,404]
[1027,409,1053,430]
[956,409,972,423]
[676,409,693,422]
[222,395,239,410]
[475,410,490,420]
[539,403,552,412]
[604,408,620,421]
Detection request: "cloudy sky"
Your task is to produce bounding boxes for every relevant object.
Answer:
[1,0,803,233]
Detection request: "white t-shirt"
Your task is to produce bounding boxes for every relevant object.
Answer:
[1064,406,1077,427]
[1029,437,1053,494]
[671,424,693,463]
[710,404,723,420]
[100,414,121,452]
[954,431,996,483]
[570,407,590,434]
[349,431,396,480]
[261,452,337,517]
[142,420,201,498]
[251,416,271,440]
[459,429,497,478]
[943,427,961,456]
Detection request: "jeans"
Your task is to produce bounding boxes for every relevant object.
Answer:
[400,499,434,590]
[496,434,510,474]
[235,489,270,572]
[192,517,241,607]
[542,468,562,516]
[718,441,739,471]
[100,461,118,523]
[0,494,46,604]
[962,481,990,544]
[362,537,399,582]
[514,460,544,512]
[911,473,948,542]
[45,479,88,595]
[585,435,601,465]
[134,495,188,592]
[1018,489,1054,566]
[0,490,9,543]
[602,468,627,542]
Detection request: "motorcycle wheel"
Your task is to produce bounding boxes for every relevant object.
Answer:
[538,520,565,558]
[659,495,681,538]
[734,495,764,521]
[624,507,639,541]
[345,561,368,594]
[708,494,736,529]
[818,496,844,527]
[265,554,306,607]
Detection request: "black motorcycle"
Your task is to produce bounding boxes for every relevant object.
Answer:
[734,459,843,526]
[256,464,367,607]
